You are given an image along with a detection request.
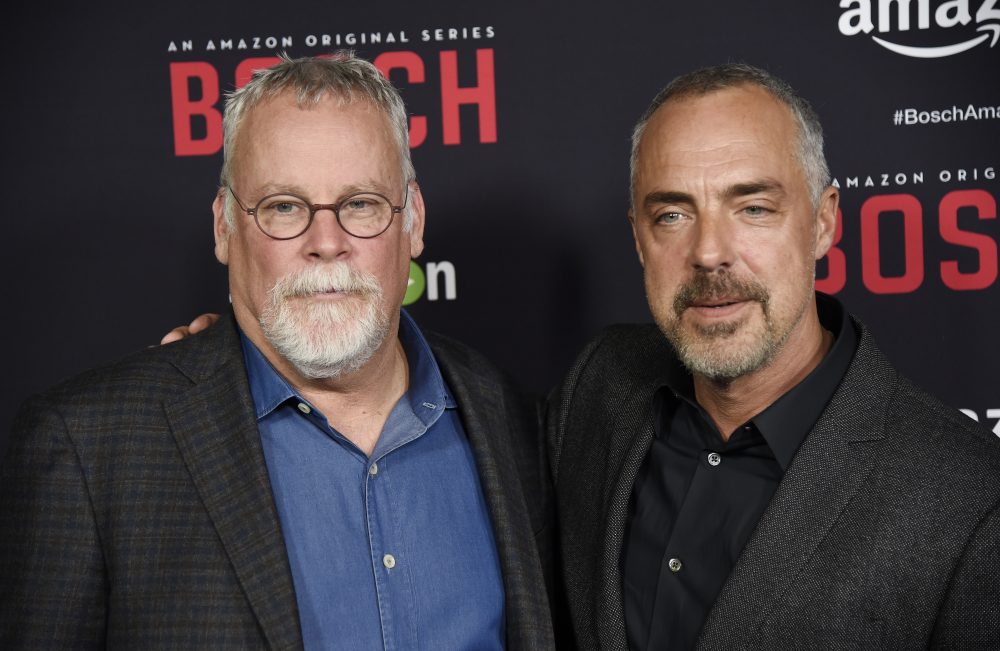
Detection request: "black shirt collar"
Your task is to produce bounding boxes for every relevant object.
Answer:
[754,293,857,468]
[661,292,858,469]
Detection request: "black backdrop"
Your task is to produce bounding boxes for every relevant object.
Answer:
[3,0,998,458]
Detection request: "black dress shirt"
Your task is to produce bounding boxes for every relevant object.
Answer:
[622,294,858,651]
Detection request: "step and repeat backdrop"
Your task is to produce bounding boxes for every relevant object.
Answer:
[2,1,998,454]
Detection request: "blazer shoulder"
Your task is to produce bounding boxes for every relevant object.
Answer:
[890,372,1000,479]
[588,323,669,358]
[547,323,670,474]
[32,345,185,410]
[23,316,241,416]
[560,323,672,398]
[850,321,1000,496]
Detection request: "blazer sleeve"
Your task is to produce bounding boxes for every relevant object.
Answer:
[0,397,107,649]
[930,500,1000,648]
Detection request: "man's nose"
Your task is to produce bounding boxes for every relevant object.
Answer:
[303,207,353,260]
[688,213,736,272]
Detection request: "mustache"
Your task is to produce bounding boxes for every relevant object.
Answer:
[269,264,382,300]
[672,272,769,316]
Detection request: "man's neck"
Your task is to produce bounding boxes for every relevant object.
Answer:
[293,337,409,457]
[693,314,833,441]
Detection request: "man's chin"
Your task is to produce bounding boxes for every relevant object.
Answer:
[681,348,766,382]
[272,324,385,381]
[290,297,362,325]
[664,319,773,380]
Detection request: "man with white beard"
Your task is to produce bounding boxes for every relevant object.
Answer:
[0,54,555,650]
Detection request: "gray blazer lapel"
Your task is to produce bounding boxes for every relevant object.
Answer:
[597,390,658,651]
[164,316,303,651]
[428,334,554,650]
[554,325,670,651]
[697,323,894,650]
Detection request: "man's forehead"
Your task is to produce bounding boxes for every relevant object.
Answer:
[641,88,796,163]
[644,85,796,151]
[239,91,374,138]
[231,94,396,179]
[632,86,807,205]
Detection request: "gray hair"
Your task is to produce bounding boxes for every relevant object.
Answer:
[220,51,416,230]
[629,63,830,208]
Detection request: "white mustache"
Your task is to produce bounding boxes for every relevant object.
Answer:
[270,264,381,300]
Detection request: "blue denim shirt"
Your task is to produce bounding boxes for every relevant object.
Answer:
[241,311,505,650]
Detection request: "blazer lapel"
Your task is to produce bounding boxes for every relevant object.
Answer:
[596,388,659,651]
[697,324,894,650]
[555,325,672,651]
[429,335,554,650]
[164,315,303,651]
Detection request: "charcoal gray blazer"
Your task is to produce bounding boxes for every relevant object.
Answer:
[0,313,555,650]
[549,317,1000,650]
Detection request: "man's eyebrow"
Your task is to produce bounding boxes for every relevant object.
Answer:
[252,182,309,197]
[721,180,786,201]
[251,181,390,200]
[643,190,695,209]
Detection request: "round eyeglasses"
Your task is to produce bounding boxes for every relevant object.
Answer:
[228,186,408,240]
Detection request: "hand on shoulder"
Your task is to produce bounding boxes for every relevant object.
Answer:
[160,313,220,345]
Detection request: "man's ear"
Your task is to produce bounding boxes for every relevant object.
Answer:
[406,181,426,259]
[628,209,645,267]
[813,186,839,260]
[213,191,231,265]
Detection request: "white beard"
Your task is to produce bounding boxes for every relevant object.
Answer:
[260,263,390,380]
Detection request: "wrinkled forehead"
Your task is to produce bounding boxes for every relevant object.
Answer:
[635,86,802,190]
[232,93,400,182]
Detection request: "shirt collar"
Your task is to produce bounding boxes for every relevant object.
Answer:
[752,293,857,469]
[241,333,297,420]
[396,308,457,420]
[240,308,456,423]
[661,292,858,469]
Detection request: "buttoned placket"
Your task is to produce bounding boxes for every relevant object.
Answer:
[361,398,440,651]
[655,422,757,591]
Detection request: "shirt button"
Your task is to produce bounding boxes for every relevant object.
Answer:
[369,463,378,476]
[297,402,311,415]
[383,554,396,569]
[668,558,683,573]
[707,452,722,466]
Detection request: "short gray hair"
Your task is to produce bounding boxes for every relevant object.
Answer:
[629,63,830,208]
[220,52,416,230]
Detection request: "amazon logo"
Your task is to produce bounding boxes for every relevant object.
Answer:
[838,0,1000,57]
[404,260,458,305]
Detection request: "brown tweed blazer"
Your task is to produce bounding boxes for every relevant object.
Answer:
[0,313,555,650]
[549,316,1000,650]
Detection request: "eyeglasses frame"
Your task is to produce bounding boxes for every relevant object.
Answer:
[227,185,409,240]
